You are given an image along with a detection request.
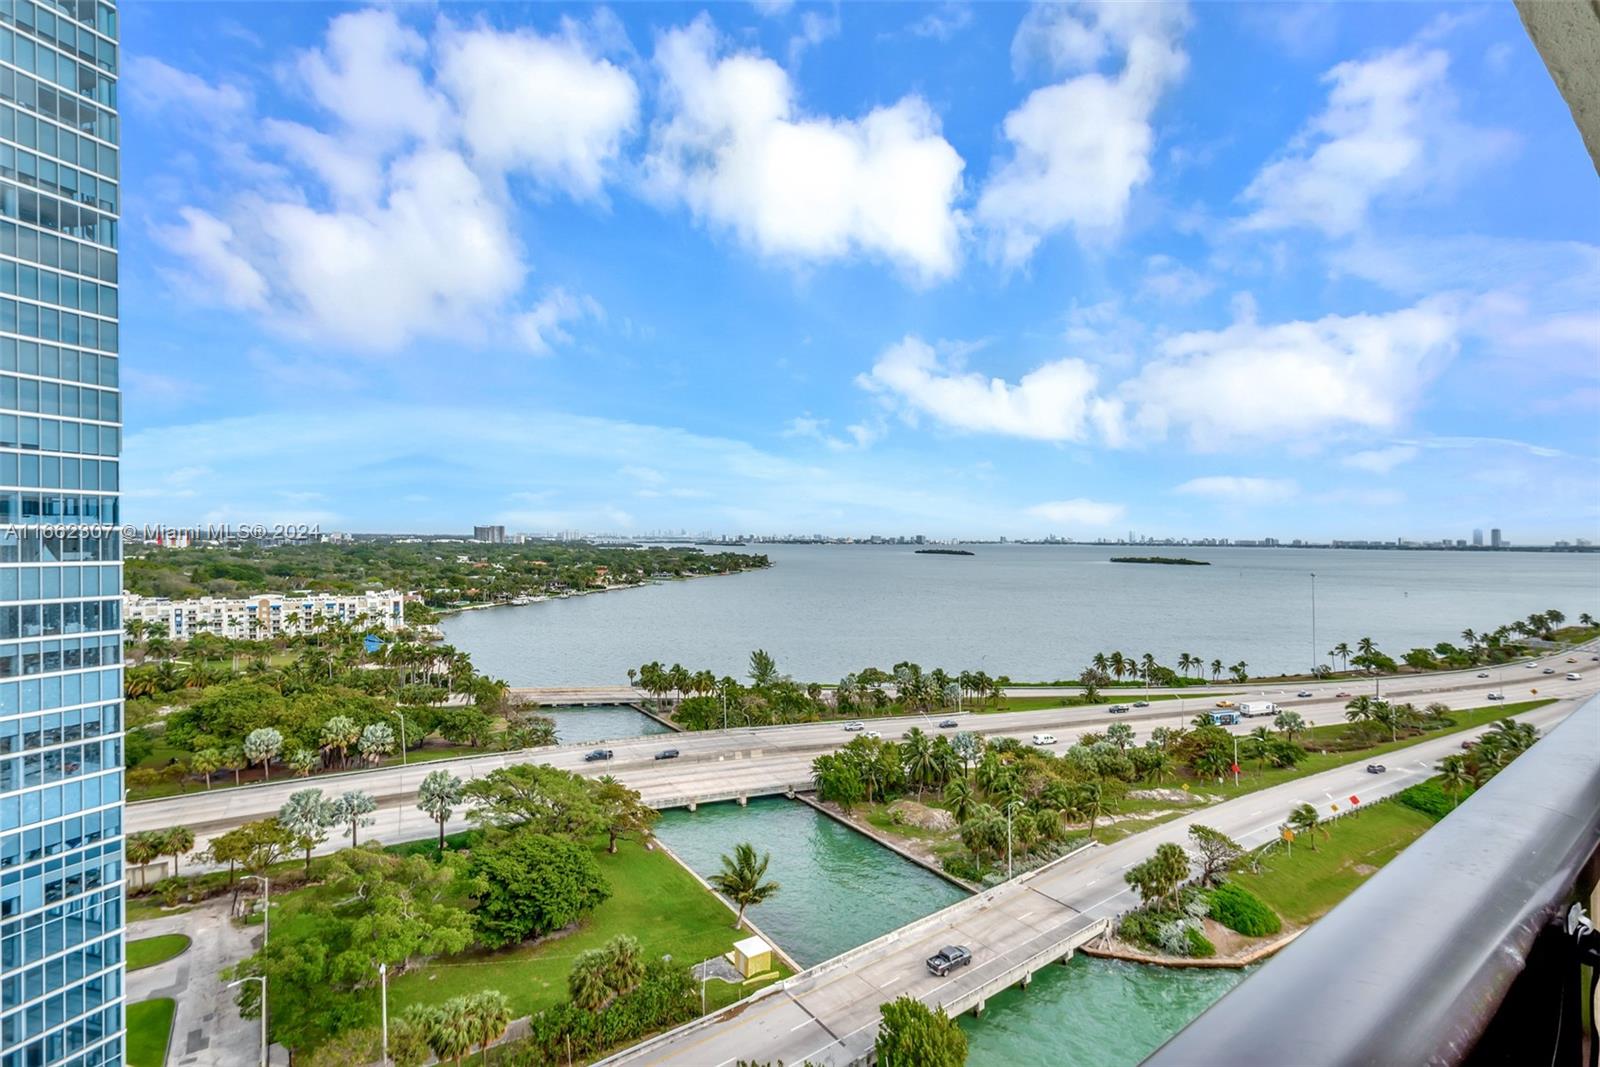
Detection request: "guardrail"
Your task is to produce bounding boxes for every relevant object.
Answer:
[1145,693,1600,1067]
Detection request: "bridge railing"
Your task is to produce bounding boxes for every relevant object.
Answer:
[1145,694,1600,1067]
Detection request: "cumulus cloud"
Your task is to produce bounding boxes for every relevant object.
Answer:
[1174,476,1298,502]
[857,298,1461,450]
[1240,43,1511,235]
[437,21,639,197]
[644,16,966,281]
[1342,445,1419,474]
[858,337,1118,442]
[978,1,1189,264]
[1025,498,1126,525]
[125,56,250,119]
[151,9,641,352]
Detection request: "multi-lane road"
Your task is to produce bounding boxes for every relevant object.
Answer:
[127,651,1600,863]
[608,695,1588,1066]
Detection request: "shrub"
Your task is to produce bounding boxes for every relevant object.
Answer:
[940,854,984,883]
[1208,884,1281,937]
[1118,910,1167,950]
[1184,926,1217,957]
[1395,780,1456,820]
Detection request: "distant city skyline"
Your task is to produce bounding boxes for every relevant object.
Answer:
[120,3,1598,539]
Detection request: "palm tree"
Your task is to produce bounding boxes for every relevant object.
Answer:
[1332,642,1352,671]
[1436,754,1472,807]
[1108,651,1127,682]
[943,777,974,823]
[1288,802,1321,850]
[1230,661,1249,684]
[709,842,780,930]
[465,990,512,1062]
[1076,782,1104,840]
[1210,659,1223,683]
[900,728,936,795]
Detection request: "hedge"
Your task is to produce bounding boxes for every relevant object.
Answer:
[1208,883,1282,937]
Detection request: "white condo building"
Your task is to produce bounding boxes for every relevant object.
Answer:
[125,590,407,639]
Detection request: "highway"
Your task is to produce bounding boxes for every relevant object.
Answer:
[126,651,1600,863]
[605,696,1585,1066]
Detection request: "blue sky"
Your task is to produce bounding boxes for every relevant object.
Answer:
[118,2,1600,540]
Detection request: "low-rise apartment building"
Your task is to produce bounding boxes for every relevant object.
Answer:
[125,590,408,639]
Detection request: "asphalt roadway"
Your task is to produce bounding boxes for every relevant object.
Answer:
[126,652,1600,866]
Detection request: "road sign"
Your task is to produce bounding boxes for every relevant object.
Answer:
[1281,828,1295,842]
[1230,762,1241,775]
[1350,795,1361,805]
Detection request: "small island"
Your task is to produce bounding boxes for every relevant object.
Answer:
[1111,556,1210,566]
[916,548,975,556]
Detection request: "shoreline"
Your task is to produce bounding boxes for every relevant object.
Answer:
[1081,929,1304,970]
[792,793,980,893]
[435,567,759,619]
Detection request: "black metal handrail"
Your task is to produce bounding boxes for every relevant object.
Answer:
[1145,695,1600,1066]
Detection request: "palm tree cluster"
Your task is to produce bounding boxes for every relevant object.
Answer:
[568,936,647,1011]
[399,990,513,1066]
[123,827,196,888]
[1435,719,1540,801]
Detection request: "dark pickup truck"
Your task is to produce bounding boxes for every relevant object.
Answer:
[584,749,614,762]
[926,945,972,977]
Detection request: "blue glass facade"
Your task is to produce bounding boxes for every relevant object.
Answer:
[0,1,121,1064]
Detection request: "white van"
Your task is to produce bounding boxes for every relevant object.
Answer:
[1031,733,1057,746]
[1237,701,1280,718]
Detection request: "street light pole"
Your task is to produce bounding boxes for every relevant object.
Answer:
[378,962,390,1066]
[1005,800,1023,880]
[390,709,408,766]
[227,975,268,1067]
[1310,572,1317,678]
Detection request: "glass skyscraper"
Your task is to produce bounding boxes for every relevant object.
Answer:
[0,0,123,1064]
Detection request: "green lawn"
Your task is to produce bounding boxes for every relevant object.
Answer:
[1230,802,1438,924]
[126,997,176,1067]
[127,934,191,972]
[285,836,789,1025]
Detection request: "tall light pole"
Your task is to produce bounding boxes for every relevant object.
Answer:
[243,874,269,947]
[377,962,390,1065]
[1005,799,1024,880]
[389,709,408,766]
[227,975,268,1067]
[1310,573,1317,679]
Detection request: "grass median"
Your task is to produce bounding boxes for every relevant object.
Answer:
[126,998,176,1067]
[127,933,191,971]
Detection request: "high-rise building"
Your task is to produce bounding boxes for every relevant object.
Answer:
[473,524,505,544]
[1491,528,1503,548]
[0,3,124,1064]
[1472,528,1484,547]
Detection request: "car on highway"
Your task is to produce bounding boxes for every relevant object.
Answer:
[1477,672,1490,678]
[1567,673,1582,681]
[1542,667,1556,674]
[654,749,680,760]
[843,721,865,731]
[938,719,959,729]
[1525,662,1538,669]
[926,945,972,977]
[1487,692,1505,701]
[1132,700,1150,708]
[1214,699,1237,709]
[863,730,882,740]
[1568,658,1578,663]
[1031,733,1058,745]
[1366,764,1386,774]
[1109,704,1130,714]
[1335,691,1352,699]
[584,749,614,762]
[1297,690,1314,698]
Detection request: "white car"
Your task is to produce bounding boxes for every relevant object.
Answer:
[1487,692,1505,701]
[1297,690,1314,698]
[843,721,865,731]
[863,730,882,740]
[1525,663,1538,669]
[1567,673,1582,681]
[1031,733,1058,746]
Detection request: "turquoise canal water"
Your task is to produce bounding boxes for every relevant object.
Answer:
[960,956,1251,1066]
[656,797,1248,1062]
[545,704,672,744]
[654,798,967,967]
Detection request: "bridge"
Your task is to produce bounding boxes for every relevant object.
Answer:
[602,698,1582,1066]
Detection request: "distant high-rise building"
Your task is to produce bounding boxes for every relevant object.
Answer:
[473,524,506,544]
[1,2,125,1062]
[1472,528,1484,546]
[1491,528,1503,548]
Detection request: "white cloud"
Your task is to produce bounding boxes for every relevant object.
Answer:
[1025,498,1126,525]
[125,56,250,119]
[855,298,1461,450]
[514,289,602,354]
[858,337,1113,442]
[908,4,974,41]
[1240,44,1511,235]
[1342,445,1419,474]
[156,208,268,309]
[1138,253,1215,303]
[295,8,448,144]
[437,22,639,197]
[1174,476,1298,502]
[1124,298,1461,449]
[644,16,966,282]
[784,414,882,451]
[978,1,1190,264]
